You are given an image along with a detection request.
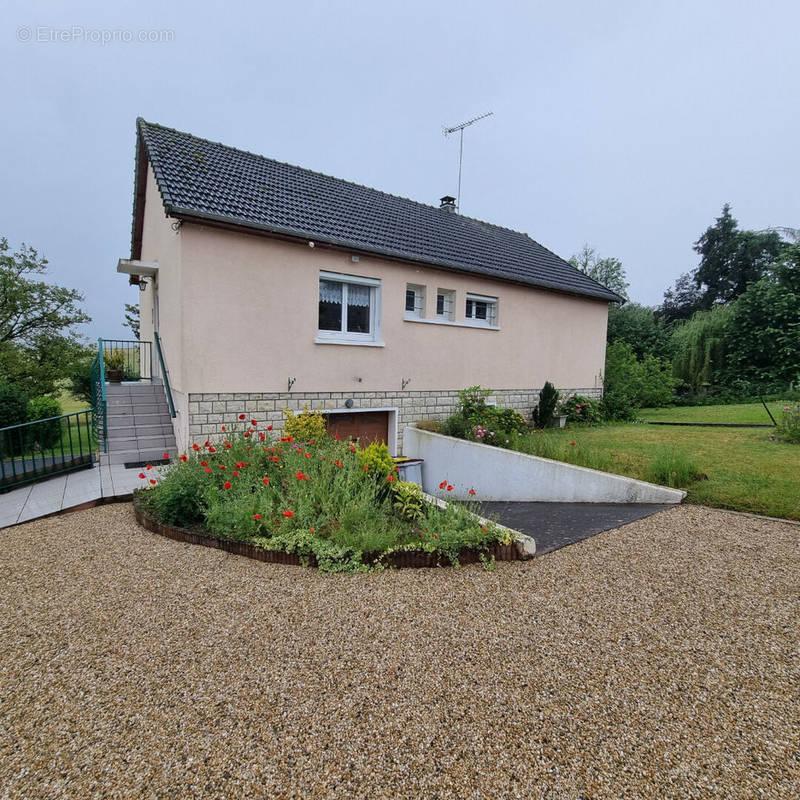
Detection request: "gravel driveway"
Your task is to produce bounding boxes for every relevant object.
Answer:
[1,504,798,799]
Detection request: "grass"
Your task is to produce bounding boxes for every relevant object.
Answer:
[638,401,788,425]
[540,423,800,520]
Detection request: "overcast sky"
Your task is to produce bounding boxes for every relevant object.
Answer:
[2,0,798,341]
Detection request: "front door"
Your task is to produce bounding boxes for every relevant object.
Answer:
[325,411,389,448]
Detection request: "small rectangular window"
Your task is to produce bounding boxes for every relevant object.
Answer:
[436,289,455,321]
[405,284,425,318]
[465,293,498,327]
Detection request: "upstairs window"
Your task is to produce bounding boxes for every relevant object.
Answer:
[405,284,425,318]
[318,272,382,344]
[436,289,455,321]
[465,293,498,327]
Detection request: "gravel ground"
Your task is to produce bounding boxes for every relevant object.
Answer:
[1,504,798,800]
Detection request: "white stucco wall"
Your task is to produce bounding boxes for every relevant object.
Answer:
[173,222,609,395]
[403,427,686,504]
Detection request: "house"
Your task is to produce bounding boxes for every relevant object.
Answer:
[116,118,621,456]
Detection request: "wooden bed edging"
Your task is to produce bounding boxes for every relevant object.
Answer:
[133,502,524,569]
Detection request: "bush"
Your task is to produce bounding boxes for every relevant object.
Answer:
[559,394,601,424]
[532,381,559,428]
[282,406,328,442]
[603,342,676,419]
[392,481,426,522]
[0,382,29,456]
[27,396,62,450]
[442,386,527,448]
[776,404,800,444]
[645,447,705,488]
[69,358,94,404]
[0,382,29,429]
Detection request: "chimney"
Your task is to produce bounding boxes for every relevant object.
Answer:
[439,195,457,213]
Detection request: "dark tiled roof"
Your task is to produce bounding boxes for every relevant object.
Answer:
[133,118,622,302]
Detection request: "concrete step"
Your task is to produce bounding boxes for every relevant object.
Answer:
[107,423,175,439]
[102,446,178,466]
[107,435,176,452]
[106,402,167,416]
[107,415,173,429]
[106,384,164,396]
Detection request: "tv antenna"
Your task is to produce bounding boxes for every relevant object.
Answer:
[443,111,493,211]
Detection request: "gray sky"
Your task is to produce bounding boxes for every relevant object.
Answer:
[2,0,798,341]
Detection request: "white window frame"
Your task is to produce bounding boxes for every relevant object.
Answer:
[465,293,498,328]
[404,284,426,319]
[436,288,456,321]
[316,270,384,347]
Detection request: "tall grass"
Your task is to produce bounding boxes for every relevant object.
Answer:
[645,447,704,488]
[515,431,612,472]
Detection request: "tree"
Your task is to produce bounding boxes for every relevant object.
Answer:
[693,204,785,308]
[569,245,629,301]
[725,244,800,389]
[0,237,91,396]
[607,302,673,361]
[671,306,733,391]
[657,271,705,324]
[124,303,140,339]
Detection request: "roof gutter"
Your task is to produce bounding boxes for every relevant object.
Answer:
[166,205,624,304]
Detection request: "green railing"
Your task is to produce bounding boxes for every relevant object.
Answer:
[99,339,153,381]
[0,410,95,492]
[90,340,108,452]
[154,332,177,418]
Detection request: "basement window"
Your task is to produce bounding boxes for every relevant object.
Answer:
[436,289,455,321]
[405,284,425,318]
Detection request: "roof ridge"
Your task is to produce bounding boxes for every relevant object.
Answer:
[137,118,535,239]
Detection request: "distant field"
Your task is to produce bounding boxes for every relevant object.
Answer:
[638,402,787,425]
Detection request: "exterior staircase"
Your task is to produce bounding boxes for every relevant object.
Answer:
[100,383,177,466]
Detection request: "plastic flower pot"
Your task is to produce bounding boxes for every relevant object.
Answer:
[107,369,123,383]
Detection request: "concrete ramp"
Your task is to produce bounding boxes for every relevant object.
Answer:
[403,427,685,504]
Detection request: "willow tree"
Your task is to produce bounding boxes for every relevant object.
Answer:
[671,306,733,391]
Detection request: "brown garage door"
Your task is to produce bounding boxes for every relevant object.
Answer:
[325,411,389,448]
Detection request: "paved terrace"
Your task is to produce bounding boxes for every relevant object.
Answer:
[0,464,159,528]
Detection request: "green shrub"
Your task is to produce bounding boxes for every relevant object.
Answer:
[143,460,208,527]
[103,349,125,371]
[282,406,328,442]
[357,441,395,479]
[645,447,705,488]
[603,342,675,419]
[0,382,29,429]
[414,418,443,433]
[69,358,94,404]
[442,385,527,448]
[392,481,426,522]
[776,404,800,444]
[27,396,62,450]
[533,381,559,428]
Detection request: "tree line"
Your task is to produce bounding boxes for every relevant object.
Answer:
[572,205,799,416]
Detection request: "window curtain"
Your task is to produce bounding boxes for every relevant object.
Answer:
[347,283,371,307]
[319,280,342,303]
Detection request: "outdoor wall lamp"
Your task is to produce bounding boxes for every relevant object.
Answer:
[287,377,296,392]
[401,377,411,390]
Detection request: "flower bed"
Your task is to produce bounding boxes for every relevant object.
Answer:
[134,412,520,572]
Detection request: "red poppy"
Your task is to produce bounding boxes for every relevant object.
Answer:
[232,471,240,477]
[179,454,188,462]
[295,471,308,480]
[223,481,232,489]
[349,444,355,452]
[387,474,395,482]
[259,432,265,441]
[433,534,438,539]
[282,510,294,518]
[221,425,226,432]
[244,431,250,438]
[271,455,279,463]
[201,461,208,466]
[309,526,316,533]
[468,488,476,496]
[253,514,262,520]
[570,441,576,447]
[438,480,447,489]
[145,464,152,470]
[138,472,145,479]
[304,452,311,459]
[163,452,169,460]
[363,465,369,472]
[447,485,454,492]
[192,443,200,451]
[267,424,273,431]
[224,442,232,449]
[334,434,340,440]
[204,441,210,447]
[204,467,211,474]
[218,464,226,470]
[309,439,315,445]
[238,414,246,420]
[150,479,157,485]
[335,460,342,468]
[208,446,216,453]
[235,462,245,468]
[262,477,270,486]
[481,525,487,531]
[286,435,293,442]
[251,419,258,426]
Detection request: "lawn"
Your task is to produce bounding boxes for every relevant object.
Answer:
[638,400,787,425]
[539,422,800,520]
